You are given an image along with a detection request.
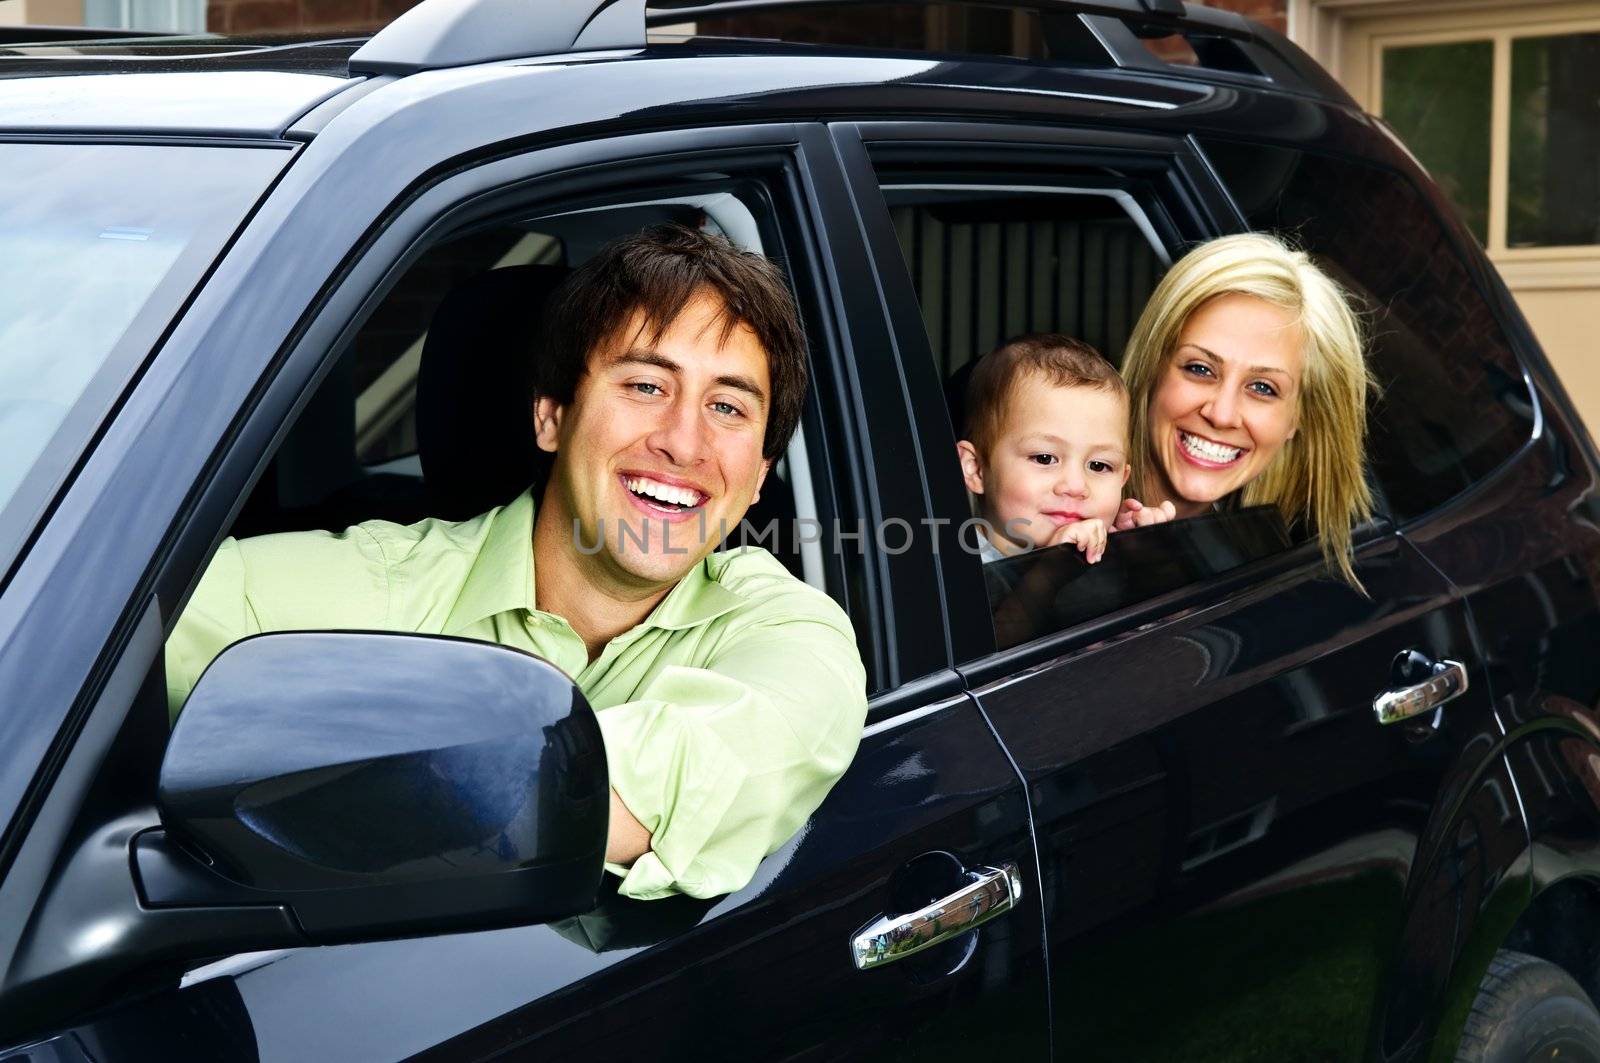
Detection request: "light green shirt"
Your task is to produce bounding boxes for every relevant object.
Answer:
[164,490,868,901]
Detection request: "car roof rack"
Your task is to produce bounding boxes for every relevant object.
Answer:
[349,0,1350,105]
[349,0,645,76]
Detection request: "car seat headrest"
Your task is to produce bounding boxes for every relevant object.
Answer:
[416,263,572,521]
[945,358,977,444]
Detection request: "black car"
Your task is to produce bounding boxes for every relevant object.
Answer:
[1,1,1597,1060]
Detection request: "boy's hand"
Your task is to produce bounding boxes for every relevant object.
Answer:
[1047,518,1108,564]
[1112,498,1177,532]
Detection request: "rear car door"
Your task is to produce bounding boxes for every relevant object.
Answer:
[0,69,1049,1063]
[837,117,1525,1061]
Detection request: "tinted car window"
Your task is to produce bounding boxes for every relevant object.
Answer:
[0,142,285,542]
[983,506,1292,647]
[1199,139,1535,522]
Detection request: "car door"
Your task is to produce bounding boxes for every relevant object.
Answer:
[836,118,1527,1061]
[0,92,1049,1063]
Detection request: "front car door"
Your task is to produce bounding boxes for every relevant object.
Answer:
[0,61,1049,1063]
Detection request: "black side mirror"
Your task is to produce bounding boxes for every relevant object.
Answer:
[142,631,608,944]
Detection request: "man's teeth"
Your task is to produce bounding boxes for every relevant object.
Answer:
[1181,432,1243,463]
[625,477,701,507]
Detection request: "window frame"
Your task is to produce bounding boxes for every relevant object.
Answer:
[154,126,899,686]
[832,118,1362,671]
[1348,3,1600,281]
[84,0,206,33]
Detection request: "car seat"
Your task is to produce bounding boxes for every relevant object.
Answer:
[415,263,567,520]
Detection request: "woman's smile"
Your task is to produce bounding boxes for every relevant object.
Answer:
[1175,429,1247,468]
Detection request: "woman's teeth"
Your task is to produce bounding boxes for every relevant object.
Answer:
[1180,431,1243,463]
[626,477,701,508]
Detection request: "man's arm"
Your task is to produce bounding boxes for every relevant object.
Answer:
[165,527,394,719]
[607,790,651,865]
[595,603,868,901]
[167,527,866,901]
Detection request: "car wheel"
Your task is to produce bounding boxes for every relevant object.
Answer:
[1456,950,1600,1063]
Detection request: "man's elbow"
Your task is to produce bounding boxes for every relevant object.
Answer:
[605,788,652,866]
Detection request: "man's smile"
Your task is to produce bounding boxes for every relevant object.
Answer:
[620,472,710,522]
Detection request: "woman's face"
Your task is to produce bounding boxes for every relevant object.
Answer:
[1147,292,1304,517]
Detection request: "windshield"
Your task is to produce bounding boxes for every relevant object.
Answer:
[0,142,287,534]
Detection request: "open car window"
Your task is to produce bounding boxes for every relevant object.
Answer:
[230,184,830,601]
[873,172,1312,652]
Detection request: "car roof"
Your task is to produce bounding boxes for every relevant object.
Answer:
[0,39,361,136]
[0,0,1357,139]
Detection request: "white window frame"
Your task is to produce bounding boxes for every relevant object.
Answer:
[1296,0,1600,289]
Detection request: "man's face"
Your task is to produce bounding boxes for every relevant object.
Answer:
[534,292,772,593]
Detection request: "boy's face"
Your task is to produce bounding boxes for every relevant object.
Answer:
[958,377,1131,554]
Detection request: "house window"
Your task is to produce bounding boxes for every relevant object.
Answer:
[1508,31,1600,247]
[85,0,205,33]
[1373,18,1600,254]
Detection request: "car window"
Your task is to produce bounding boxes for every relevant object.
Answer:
[1198,139,1536,523]
[885,184,1167,383]
[227,183,835,602]
[0,142,286,560]
[876,178,1294,650]
[980,506,1292,646]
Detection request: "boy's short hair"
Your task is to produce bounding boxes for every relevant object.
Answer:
[962,333,1127,455]
[535,223,808,460]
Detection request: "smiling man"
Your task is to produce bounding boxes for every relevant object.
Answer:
[165,225,868,900]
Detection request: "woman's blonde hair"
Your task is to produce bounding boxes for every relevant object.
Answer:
[1121,232,1375,590]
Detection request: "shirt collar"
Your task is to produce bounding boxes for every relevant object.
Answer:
[976,528,1009,565]
[644,552,746,631]
[443,489,538,635]
[444,489,747,635]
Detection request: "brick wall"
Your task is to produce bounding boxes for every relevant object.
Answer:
[206,0,420,34]
[1197,0,1286,36]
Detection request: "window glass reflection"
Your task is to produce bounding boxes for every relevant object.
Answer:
[0,143,283,520]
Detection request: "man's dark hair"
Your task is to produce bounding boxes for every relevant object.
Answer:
[535,223,808,460]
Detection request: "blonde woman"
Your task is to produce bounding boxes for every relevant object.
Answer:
[1119,232,1374,589]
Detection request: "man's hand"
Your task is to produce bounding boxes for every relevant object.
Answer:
[1112,497,1177,532]
[1046,518,1109,564]
[606,788,652,866]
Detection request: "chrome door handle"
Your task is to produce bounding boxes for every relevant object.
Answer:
[851,862,1022,971]
[1373,658,1468,725]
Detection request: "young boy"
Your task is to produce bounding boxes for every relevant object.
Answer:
[956,333,1174,564]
